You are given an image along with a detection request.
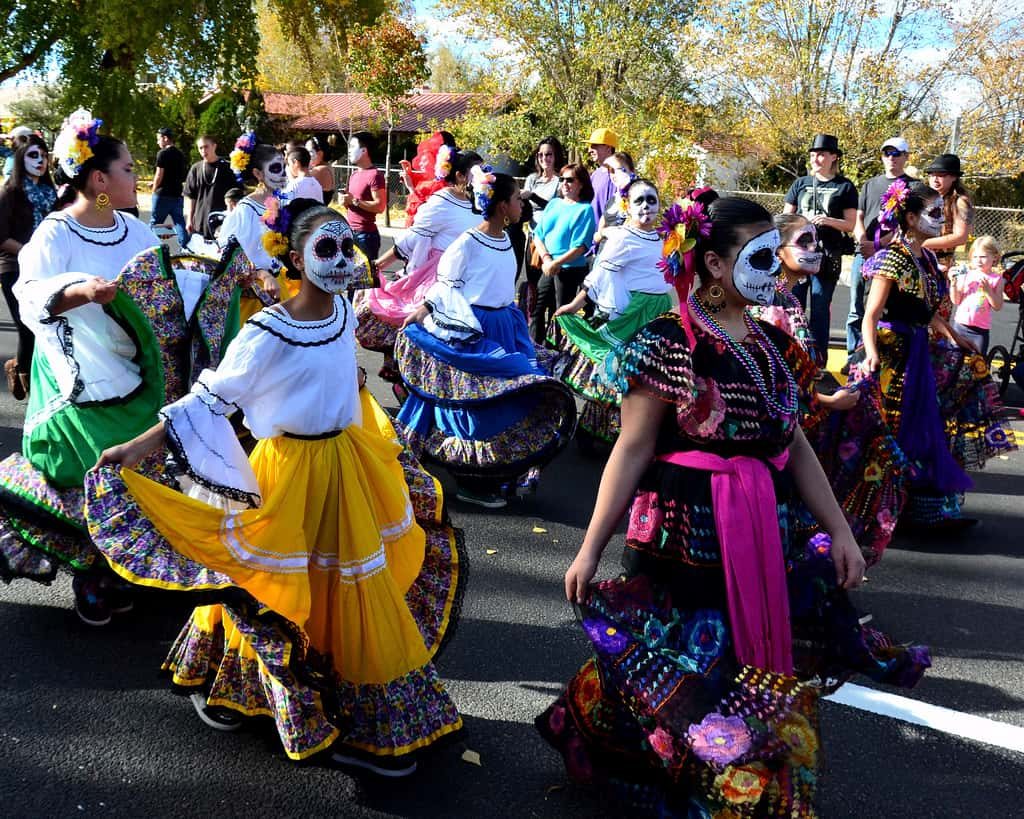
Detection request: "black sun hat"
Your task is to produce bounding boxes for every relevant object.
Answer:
[923,153,962,176]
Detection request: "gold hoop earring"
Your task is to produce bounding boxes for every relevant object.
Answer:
[698,283,726,314]
[95,192,110,211]
[503,216,511,227]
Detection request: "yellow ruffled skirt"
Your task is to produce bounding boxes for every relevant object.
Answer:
[96,392,463,759]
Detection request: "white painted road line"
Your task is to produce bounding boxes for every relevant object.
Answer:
[826,683,1024,753]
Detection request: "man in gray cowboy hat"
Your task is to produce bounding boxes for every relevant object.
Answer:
[783,133,858,366]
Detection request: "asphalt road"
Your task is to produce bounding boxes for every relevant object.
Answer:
[1,254,1022,818]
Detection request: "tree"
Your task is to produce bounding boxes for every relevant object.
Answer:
[687,0,1017,184]
[347,15,430,223]
[447,0,696,151]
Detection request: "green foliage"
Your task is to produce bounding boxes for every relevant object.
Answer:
[346,16,430,117]
[197,92,246,155]
[444,102,541,164]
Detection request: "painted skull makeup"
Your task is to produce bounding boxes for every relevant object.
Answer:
[348,138,366,164]
[23,148,47,178]
[780,224,822,276]
[303,220,365,294]
[260,156,287,192]
[917,202,944,237]
[627,183,660,228]
[732,228,782,306]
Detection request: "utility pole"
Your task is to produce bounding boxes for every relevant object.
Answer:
[949,116,962,154]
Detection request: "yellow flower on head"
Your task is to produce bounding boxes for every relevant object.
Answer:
[663,231,681,257]
[230,149,250,173]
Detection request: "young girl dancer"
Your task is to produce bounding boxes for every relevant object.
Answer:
[766,212,910,565]
[552,178,673,447]
[395,169,576,507]
[353,147,482,381]
[89,199,465,775]
[537,196,930,817]
[857,180,1015,528]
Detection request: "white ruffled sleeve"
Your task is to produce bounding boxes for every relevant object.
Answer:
[421,233,481,342]
[395,193,445,271]
[160,323,266,509]
[585,228,631,319]
[219,204,279,273]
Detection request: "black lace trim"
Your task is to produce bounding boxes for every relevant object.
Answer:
[263,299,339,330]
[437,189,472,209]
[52,213,131,246]
[194,376,241,415]
[239,199,266,216]
[162,409,260,508]
[247,299,349,347]
[423,300,483,341]
[467,229,512,251]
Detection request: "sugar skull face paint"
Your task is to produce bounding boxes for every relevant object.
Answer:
[303,219,364,293]
[348,138,366,164]
[627,183,660,229]
[778,223,822,277]
[916,200,944,237]
[259,155,287,192]
[23,147,47,178]
[732,228,782,306]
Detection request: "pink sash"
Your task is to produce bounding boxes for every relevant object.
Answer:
[365,247,444,324]
[657,449,794,675]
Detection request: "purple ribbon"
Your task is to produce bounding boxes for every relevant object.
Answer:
[884,321,972,494]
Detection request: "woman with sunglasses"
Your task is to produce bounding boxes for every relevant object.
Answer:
[218,135,290,321]
[0,134,56,399]
[518,136,565,318]
[760,213,910,565]
[857,180,1014,530]
[529,163,597,345]
[537,194,929,817]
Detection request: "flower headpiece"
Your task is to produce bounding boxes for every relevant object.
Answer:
[230,131,258,182]
[434,144,454,181]
[878,178,909,232]
[260,191,292,258]
[469,164,496,214]
[52,109,103,178]
[658,195,714,349]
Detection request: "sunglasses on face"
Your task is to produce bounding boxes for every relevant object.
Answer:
[560,177,578,184]
[882,148,906,158]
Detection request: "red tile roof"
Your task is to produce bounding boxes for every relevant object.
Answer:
[262,91,511,133]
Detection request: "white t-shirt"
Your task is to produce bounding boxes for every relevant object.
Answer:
[284,175,324,203]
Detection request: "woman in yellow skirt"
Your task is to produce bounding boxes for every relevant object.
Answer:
[86,198,465,776]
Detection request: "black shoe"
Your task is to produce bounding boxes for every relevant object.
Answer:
[72,575,111,627]
[330,747,417,778]
[189,692,243,732]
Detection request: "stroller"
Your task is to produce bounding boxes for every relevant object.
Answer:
[985,250,1024,396]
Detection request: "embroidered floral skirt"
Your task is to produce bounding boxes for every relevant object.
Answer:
[85,391,465,759]
[802,378,911,567]
[536,461,931,817]
[394,307,577,483]
[851,325,1016,524]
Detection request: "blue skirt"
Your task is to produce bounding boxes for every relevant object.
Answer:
[395,305,576,480]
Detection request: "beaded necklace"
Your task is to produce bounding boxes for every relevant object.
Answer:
[688,295,798,419]
[899,234,942,309]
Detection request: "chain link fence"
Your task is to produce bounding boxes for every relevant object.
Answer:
[723,190,1024,253]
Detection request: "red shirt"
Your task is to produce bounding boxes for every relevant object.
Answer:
[346,167,385,232]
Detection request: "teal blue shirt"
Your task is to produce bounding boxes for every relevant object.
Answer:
[533,198,596,269]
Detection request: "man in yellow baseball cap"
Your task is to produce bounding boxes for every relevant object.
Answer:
[588,127,620,225]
